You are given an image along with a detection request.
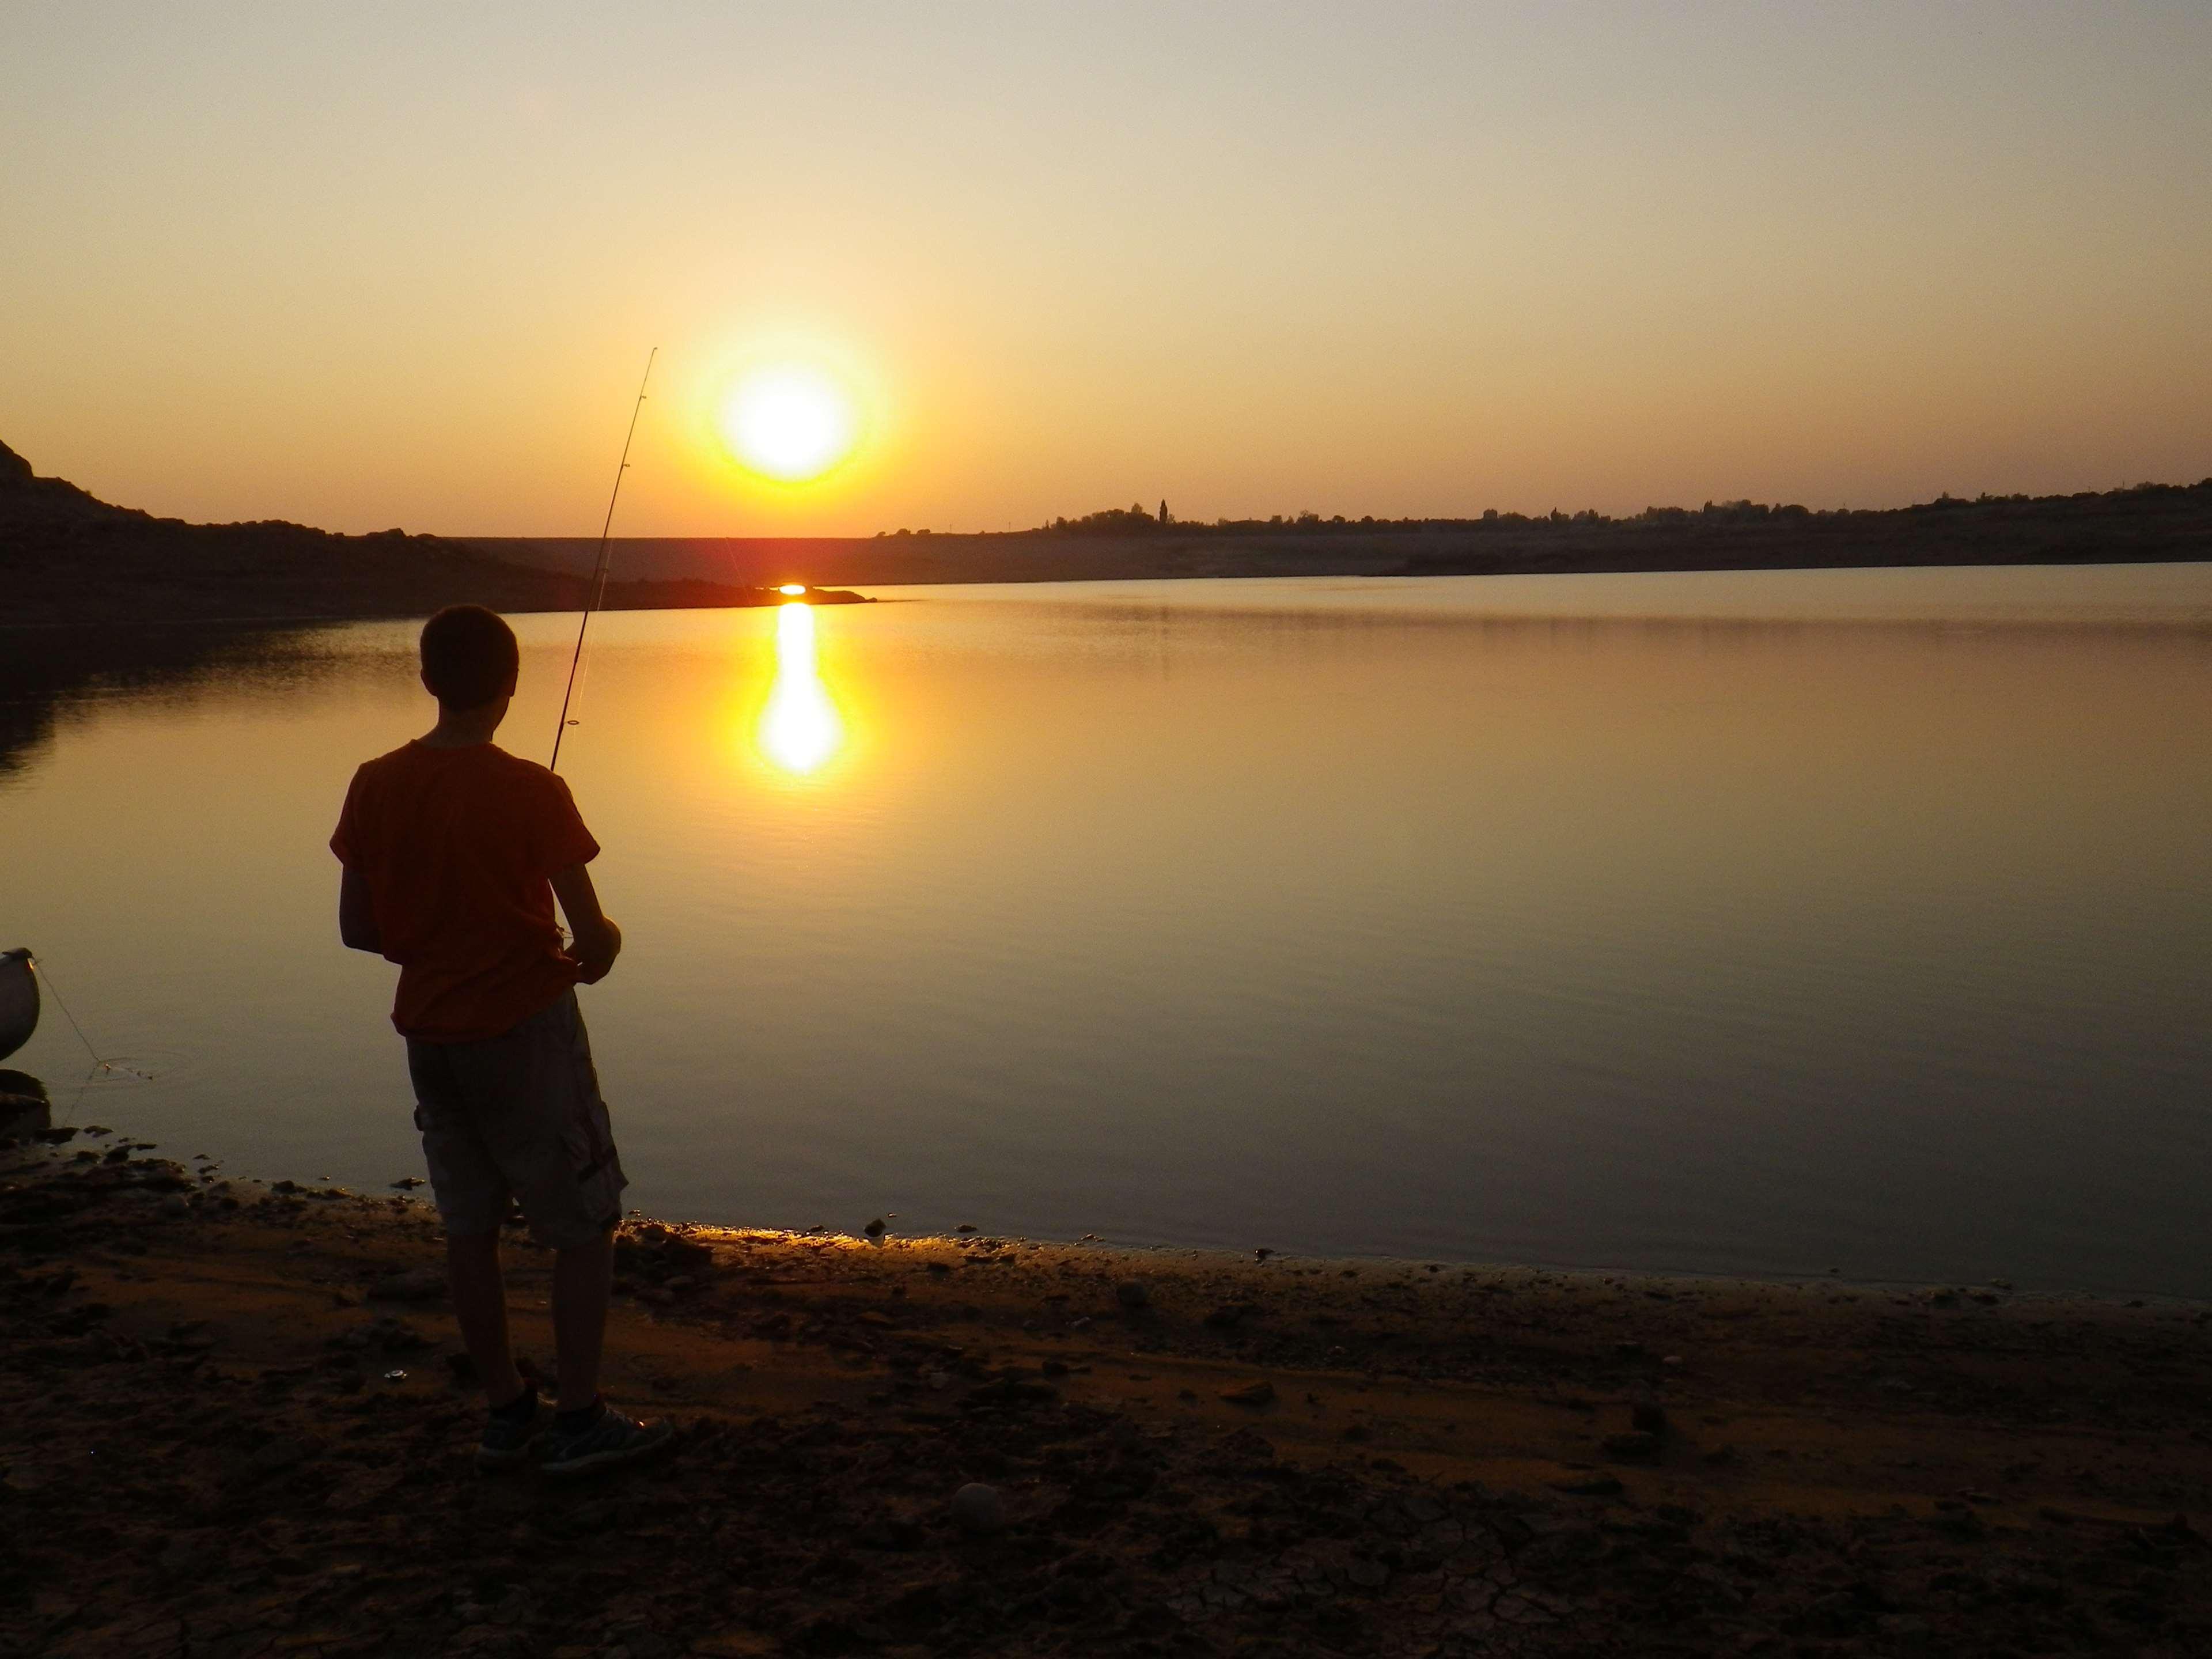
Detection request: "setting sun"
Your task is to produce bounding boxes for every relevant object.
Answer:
[717,364,858,484]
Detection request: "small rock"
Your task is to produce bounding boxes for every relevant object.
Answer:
[389,1176,424,1190]
[367,1316,429,1351]
[370,1268,446,1302]
[950,1482,1005,1535]
[863,1216,887,1239]
[1551,1472,1625,1497]
[1253,1247,1273,1262]
[1220,1380,1275,1407]
[248,1438,312,1477]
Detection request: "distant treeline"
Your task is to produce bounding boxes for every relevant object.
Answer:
[941,479,2212,539]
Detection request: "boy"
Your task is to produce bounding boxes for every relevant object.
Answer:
[331,604,671,1477]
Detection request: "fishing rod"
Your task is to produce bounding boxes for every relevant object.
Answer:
[550,346,658,772]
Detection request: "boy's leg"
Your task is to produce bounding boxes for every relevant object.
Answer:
[448,1230,527,1407]
[407,1037,524,1409]
[551,1226,614,1413]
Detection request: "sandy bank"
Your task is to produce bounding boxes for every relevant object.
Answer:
[4,1130,2210,1657]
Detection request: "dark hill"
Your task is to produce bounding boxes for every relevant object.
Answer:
[0,438,855,627]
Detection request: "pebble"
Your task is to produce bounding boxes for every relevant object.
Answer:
[950,1482,1005,1535]
[248,1438,312,1476]
[370,1268,446,1302]
[1551,1472,1626,1497]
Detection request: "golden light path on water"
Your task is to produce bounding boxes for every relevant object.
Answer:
[755,601,842,774]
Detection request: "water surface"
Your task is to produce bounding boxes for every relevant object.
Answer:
[4,566,2209,1293]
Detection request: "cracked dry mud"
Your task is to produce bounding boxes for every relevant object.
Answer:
[4,1139,2210,1657]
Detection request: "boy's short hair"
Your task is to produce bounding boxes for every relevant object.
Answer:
[420,605,520,710]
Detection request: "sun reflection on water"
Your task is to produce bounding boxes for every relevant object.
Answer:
[756,601,843,774]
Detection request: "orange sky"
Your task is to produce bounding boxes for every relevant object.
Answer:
[3,4,2208,537]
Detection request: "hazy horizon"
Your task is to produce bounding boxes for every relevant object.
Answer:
[6,2,2210,538]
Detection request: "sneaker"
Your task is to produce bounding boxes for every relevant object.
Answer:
[476,1385,543,1472]
[537,1400,675,1479]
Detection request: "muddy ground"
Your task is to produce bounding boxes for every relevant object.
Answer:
[3,1133,2210,1657]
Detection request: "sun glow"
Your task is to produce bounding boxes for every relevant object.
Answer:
[717,365,858,483]
[757,602,843,774]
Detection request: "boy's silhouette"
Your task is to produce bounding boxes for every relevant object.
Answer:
[332,604,671,1476]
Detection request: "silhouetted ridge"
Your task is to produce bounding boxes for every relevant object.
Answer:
[0,438,861,627]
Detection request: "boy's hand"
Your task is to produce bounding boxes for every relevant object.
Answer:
[574,917,623,984]
[551,863,621,985]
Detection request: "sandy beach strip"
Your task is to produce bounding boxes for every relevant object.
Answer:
[4,1130,2210,1657]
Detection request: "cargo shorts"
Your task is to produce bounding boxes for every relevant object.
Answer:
[405,990,628,1249]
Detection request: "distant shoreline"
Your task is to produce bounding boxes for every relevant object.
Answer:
[465,478,2212,592]
[7,431,2207,631]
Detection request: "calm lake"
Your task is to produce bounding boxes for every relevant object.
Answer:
[5,566,2210,1294]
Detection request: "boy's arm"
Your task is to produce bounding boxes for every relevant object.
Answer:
[338,867,382,954]
[550,863,622,984]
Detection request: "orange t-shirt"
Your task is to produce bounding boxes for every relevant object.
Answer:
[330,741,601,1043]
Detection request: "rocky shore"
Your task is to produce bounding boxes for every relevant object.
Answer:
[3,1128,2209,1658]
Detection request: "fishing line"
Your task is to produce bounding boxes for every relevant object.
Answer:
[550,347,658,774]
[26,953,153,1083]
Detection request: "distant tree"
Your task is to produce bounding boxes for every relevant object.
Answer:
[1159,499,1170,525]
[1048,505,1169,536]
